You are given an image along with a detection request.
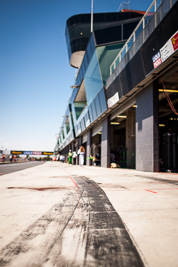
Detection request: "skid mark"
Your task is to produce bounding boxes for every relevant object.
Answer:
[74,177,144,267]
[7,186,73,191]
[0,190,83,266]
[0,177,144,267]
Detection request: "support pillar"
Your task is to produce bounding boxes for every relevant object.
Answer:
[71,143,75,165]
[76,137,82,165]
[86,130,92,166]
[101,117,110,168]
[136,83,159,172]
[126,109,135,168]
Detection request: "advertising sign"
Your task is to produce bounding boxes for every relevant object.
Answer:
[153,31,178,69]
[152,51,162,68]
[33,151,42,155]
[42,152,53,155]
[10,151,53,155]
[107,92,119,108]
[160,39,174,62]
[11,151,23,154]
[23,151,33,155]
[171,32,178,51]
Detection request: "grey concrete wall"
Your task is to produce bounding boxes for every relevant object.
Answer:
[101,117,110,168]
[136,83,159,172]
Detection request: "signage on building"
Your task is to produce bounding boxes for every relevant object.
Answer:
[152,51,162,68]
[152,31,178,69]
[171,31,178,51]
[33,151,42,155]
[42,152,53,155]
[23,151,33,155]
[11,151,23,154]
[11,151,53,155]
[107,92,119,108]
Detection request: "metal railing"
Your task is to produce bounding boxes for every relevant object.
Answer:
[109,0,176,76]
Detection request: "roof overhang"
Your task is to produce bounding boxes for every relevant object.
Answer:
[70,51,85,68]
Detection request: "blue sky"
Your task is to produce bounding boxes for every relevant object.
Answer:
[0,0,152,152]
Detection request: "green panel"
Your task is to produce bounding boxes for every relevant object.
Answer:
[96,43,125,85]
[74,102,86,120]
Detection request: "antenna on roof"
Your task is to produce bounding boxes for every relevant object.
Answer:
[91,0,93,32]
[117,0,131,11]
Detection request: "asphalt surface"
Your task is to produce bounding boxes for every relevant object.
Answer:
[0,161,44,175]
[0,162,178,266]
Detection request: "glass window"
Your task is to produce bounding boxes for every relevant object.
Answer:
[99,89,107,113]
[80,119,83,132]
[84,111,90,127]
[62,130,65,140]
[84,51,103,105]
[81,118,85,131]
[66,123,70,134]
[88,105,94,123]
[90,35,95,53]
[83,118,86,129]
[91,101,97,121]
[83,53,89,72]
[65,118,70,134]
[86,41,92,62]
[78,69,82,84]
[74,103,86,120]
[94,95,102,117]
[78,122,82,135]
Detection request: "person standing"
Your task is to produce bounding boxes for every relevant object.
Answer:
[10,154,13,163]
[68,150,72,165]
[60,155,65,162]
[1,154,5,163]
[72,150,77,165]
[78,146,85,166]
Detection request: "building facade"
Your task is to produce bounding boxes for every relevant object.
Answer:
[55,0,178,172]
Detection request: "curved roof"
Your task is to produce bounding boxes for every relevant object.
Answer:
[65,11,143,68]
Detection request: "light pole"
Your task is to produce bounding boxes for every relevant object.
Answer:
[91,0,93,32]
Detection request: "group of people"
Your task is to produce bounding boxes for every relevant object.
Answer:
[67,146,85,166]
[1,154,16,163]
[66,145,101,166]
[56,144,102,167]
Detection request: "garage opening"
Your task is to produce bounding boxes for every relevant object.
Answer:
[91,124,102,166]
[110,106,136,168]
[158,69,178,172]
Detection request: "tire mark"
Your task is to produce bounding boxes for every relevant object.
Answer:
[135,175,178,186]
[75,176,145,267]
[0,176,145,267]
[48,177,145,266]
[0,190,83,267]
